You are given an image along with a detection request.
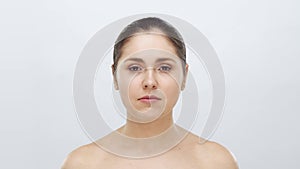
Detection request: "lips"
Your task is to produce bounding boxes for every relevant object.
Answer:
[138,95,161,103]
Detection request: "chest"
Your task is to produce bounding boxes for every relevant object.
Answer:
[98,153,204,169]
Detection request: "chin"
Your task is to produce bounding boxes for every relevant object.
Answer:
[126,107,165,123]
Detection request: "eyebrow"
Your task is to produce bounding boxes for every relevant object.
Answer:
[124,57,177,63]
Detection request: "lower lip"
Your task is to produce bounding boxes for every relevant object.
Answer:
[138,98,160,103]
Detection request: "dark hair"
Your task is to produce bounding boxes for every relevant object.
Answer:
[112,17,186,74]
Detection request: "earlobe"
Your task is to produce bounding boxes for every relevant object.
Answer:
[111,64,119,90]
[181,78,186,90]
[113,76,119,90]
[181,64,189,91]
[114,82,119,90]
[181,83,185,90]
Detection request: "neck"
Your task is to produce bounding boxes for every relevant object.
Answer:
[117,112,174,138]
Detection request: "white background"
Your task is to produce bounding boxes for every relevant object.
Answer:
[0,0,299,168]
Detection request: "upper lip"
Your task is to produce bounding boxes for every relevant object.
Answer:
[138,95,161,100]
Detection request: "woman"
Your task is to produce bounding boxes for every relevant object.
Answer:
[62,17,238,169]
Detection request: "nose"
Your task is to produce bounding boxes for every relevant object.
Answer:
[142,68,158,90]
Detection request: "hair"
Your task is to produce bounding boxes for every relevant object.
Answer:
[112,17,186,74]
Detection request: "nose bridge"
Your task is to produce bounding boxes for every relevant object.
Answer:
[142,67,157,88]
[145,66,155,76]
[144,67,156,81]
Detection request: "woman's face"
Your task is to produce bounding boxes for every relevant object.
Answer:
[113,33,188,123]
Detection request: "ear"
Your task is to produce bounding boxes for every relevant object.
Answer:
[181,64,189,91]
[111,64,119,90]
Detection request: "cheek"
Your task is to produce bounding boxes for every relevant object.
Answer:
[159,76,181,99]
[166,84,180,99]
[128,79,141,98]
[118,75,141,98]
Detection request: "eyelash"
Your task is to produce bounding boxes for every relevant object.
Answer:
[128,65,143,71]
[128,64,172,72]
[158,65,172,72]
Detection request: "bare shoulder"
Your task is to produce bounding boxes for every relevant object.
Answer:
[199,141,238,168]
[61,143,107,169]
[184,133,239,169]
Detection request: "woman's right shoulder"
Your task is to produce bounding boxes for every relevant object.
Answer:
[61,143,107,169]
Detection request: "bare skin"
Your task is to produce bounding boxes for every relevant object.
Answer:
[62,114,238,169]
[61,131,238,169]
[62,32,238,169]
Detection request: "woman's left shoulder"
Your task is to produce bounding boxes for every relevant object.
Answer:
[184,133,239,169]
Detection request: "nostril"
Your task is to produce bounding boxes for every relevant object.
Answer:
[143,83,157,89]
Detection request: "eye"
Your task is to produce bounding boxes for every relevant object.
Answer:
[128,65,143,72]
[158,65,172,72]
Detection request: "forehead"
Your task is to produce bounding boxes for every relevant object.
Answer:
[120,33,177,60]
[120,49,181,65]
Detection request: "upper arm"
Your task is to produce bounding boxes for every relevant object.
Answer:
[208,141,239,169]
[61,149,86,169]
[194,140,239,169]
[61,144,102,169]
